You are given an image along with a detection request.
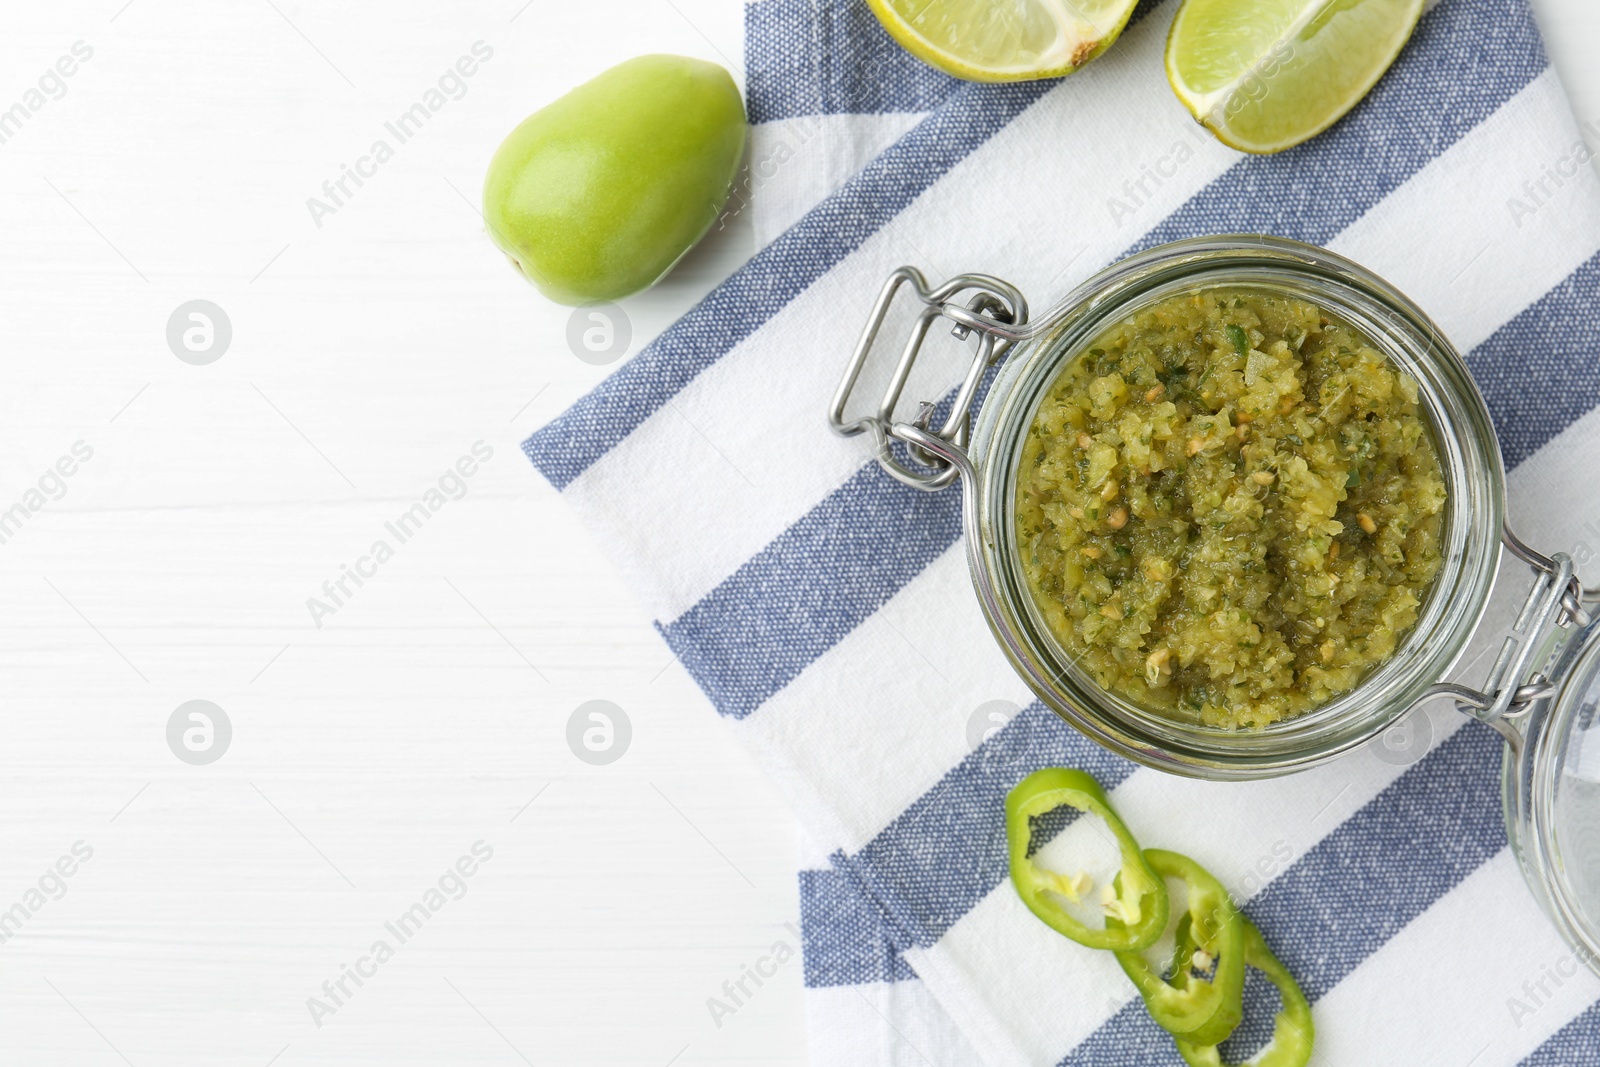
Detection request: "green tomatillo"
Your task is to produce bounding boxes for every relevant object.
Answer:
[482,54,747,305]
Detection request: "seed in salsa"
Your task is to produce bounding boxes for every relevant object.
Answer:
[1014,288,1447,728]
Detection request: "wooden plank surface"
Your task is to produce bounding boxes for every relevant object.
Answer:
[0,1,1596,1065]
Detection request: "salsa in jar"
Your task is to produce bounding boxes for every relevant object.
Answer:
[1014,287,1447,728]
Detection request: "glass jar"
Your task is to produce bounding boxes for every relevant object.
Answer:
[830,235,1600,965]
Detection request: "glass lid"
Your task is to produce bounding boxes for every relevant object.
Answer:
[1534,617,1600,956]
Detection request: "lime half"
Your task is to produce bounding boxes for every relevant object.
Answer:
[1166,0,1424,154]
[868,0,1143,82]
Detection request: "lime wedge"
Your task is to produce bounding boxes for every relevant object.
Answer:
[868,0,1143,82]
[1166,0,1424,153]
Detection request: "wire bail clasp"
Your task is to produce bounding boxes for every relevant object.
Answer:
[828,266,1030,491]
[1415,529,1600,753]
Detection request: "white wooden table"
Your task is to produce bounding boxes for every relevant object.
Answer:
[1,2,1595,1064]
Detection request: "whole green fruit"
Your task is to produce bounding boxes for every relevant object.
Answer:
[483,54,747,305]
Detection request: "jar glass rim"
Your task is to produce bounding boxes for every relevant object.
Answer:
[966,235,1506,778]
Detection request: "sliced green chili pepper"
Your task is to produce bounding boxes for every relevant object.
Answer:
[1175,918,1314,1067]
[1005,768,1168,952]
[1113,849,1246,1046]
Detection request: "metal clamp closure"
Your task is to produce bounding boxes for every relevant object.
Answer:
[828,266,1029,491]
[1416,528,1600,752]
[1503,524,1595,628]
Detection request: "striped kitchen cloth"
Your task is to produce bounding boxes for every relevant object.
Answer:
[526,0,1600,1062]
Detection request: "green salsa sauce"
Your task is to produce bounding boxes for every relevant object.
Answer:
[1014,287,1447,728]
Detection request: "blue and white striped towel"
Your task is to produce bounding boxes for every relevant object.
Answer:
[527,0,1600,1061]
